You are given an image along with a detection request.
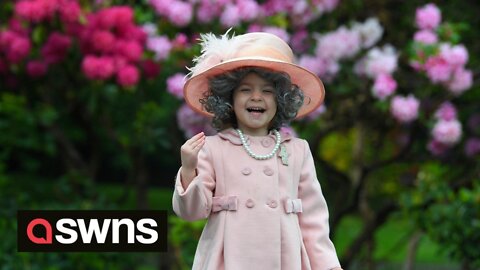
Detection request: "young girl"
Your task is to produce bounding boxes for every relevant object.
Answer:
[173,32,342,270]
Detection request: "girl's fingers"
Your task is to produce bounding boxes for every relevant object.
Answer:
[186,132,205,145]
[190,136,205,149]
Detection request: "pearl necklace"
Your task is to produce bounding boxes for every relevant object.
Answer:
[236,129,281,160]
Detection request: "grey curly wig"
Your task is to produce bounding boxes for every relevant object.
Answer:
[199,67,304,131]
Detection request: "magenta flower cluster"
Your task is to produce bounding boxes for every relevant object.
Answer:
[411,3,472,95]
[0,1,154,88]
[79,6,147,87]
[149,0,339,28]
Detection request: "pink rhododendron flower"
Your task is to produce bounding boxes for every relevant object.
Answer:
[290,29,309,53]
[440,44,468,68]
[414,30,438,44]
[115,40,143,62]
[168,1,193,27]
[416,3,441,30]
[298,55,326,77]
[356,45,398,78]
[390,95,420,123]
[6,35,31,63]
[146,36,172,61]
[177,103,216,138]
[434,102,457,121]
[26,60,48,77]
[41,32,72,64]
[58,1,81,23]
[167,73,186,99]
[315,27,361,60]
[172,33,188,49]
[424,56,452,83]
[117,65,140,87]
[82,55,115,80]
[220,4,241,27]
[196,3,222,23]
[427,139,449,156]
[447,68,472,95]
[352,17,383,49]
[432,119,462,145]
[372,73,397,100]
[91,30,115,53]
[238,0,260,21]
[464,138,480,157]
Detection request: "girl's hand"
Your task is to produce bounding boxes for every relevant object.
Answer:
[180,132,205,186]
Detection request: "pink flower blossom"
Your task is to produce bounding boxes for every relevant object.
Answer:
[196,3,221,23]
[424,56,452,83]
[298,55,326,77]
[356,45,398,78]
[447,68,472,95]
[168,1,193,27]
[416,3,441,30]
[26,60,48,77]
[427,139,449,156]
[82,55,115,80]
[142,23,157,37]
[115,40,143,62]
[58,0,81,23]
[352,17,384,48]
[177,103,216,138]
[372,73,397,100]
[111,6,134,28]
[91,30,115,53]
[434,102,457,121]
[414,30,438,44]
[315,27,361,60]
[117,65,140,87]
[6,35,31,63]
[220,4,241,27]
[41,32,72,64]
[146,36,172,61]
[390,95,420,123]
[464,138,480,157]
[167,73,186,99]
[117,24,147,43]
[432,119,462,145]
[291,29,309,53]
[440,44,468,68]
[15,0,49,23]
[238,0,260,21]
[172,33,188,49]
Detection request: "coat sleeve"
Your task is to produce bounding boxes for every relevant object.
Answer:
[172,137,216,221]
[298,140,341,270]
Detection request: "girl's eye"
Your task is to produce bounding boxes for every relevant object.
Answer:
[240,88,251,92]
[263,89,274,93]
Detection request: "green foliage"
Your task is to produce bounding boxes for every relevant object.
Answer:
[169,216,205,269]
[401,162,480,268]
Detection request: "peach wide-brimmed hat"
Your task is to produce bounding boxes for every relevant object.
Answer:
[183,31,325,118]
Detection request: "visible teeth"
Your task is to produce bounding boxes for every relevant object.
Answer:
[247,107,265,112]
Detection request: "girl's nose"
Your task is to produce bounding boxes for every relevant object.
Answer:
[250,89,262,100]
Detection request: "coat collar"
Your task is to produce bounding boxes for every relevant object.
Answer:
[218,128,292,145]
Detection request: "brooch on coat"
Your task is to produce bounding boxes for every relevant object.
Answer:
[279,144,289,166]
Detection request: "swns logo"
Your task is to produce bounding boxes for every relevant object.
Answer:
[18,210,167,252]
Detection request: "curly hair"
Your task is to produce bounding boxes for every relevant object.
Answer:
[199,67,304,131]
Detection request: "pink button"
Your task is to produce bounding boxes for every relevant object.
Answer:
[242,167,252,175]
[245,199,255,208]
[268,200,278,208]
[261,138,272,147]
[263,167,274,176]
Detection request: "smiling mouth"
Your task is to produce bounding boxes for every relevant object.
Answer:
[246,107,266,113]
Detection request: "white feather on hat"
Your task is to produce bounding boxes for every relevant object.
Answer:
[187,29,253,77]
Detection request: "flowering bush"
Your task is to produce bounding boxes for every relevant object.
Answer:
[0,0,479,269]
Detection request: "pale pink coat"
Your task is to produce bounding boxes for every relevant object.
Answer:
[173,128,341,270]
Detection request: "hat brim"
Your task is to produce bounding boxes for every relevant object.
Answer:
[183,57,325,119]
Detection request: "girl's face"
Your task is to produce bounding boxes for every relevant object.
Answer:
[233,73,277,136]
